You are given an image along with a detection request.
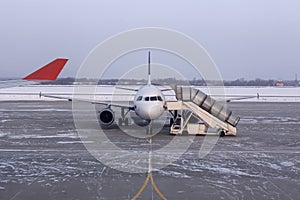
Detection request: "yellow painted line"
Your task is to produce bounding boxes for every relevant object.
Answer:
[131,172,167,200]
[150,172,167,200]
[131,173,151,200]
[131,133,167,199]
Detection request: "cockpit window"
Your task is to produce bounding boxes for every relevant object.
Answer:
[143,96,163,101]
[150,96,157,101]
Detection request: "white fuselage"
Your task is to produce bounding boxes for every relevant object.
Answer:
[133,85,165,120]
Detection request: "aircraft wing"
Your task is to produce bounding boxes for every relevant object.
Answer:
[115,86,139,92]
[0,80,35,89]
[116,86,174,92]
[224,95,258,102]
[224,94,300,102]
[41,93,135,109]
[0,58,68,89]
[208,94,259,102]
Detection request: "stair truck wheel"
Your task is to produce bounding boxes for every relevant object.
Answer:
[219,130,226,137]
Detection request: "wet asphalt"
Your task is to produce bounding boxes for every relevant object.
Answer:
[0,101,299,200]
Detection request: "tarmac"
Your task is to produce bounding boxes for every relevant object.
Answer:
[0,101,299,200]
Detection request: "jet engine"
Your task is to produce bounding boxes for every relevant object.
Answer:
[98,108,114,126]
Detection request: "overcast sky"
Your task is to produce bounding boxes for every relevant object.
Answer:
[0,0,299,80]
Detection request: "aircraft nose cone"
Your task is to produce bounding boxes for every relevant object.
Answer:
[144,104,163,120]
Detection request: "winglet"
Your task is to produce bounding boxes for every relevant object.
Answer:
[23,58,68,81]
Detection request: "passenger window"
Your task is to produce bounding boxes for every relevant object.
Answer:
[136,96,142,101]
[145,97,150,101]
[150,96,157,101]
[158,96,163,101]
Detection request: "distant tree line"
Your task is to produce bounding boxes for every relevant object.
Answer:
[41,77,299,87]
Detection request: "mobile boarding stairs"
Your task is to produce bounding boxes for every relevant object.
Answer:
[166,86,240,136]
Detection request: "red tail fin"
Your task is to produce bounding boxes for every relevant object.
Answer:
[23,58,68,81]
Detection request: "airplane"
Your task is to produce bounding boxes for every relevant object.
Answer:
[42,52,172,131]
[41,52,243,135]
[0,58,68,89]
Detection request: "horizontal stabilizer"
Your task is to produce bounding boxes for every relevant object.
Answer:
[23,58,68,81]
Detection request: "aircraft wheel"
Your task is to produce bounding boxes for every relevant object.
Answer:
[124,118,129,126]
[118,118,123,126]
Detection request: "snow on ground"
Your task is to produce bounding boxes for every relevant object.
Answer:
[0,85,300,102]
[198,86,300,102]
[0,101,299,199]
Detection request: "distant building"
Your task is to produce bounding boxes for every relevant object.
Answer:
[275,80,284,87]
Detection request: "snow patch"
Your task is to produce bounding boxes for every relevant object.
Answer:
[280,161,294,167]
[1,85,300,102]
[269,163,281,170]
[0,132,8,138]
[205,166,253,177]
[158,170,191,178]
[57,141,94,144]
[0,119,13,123]
[8,133,78,139]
